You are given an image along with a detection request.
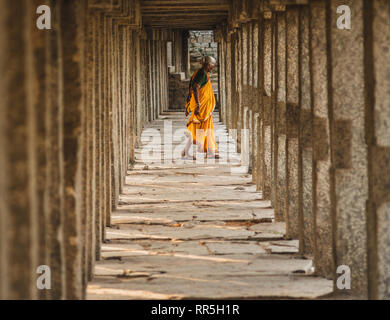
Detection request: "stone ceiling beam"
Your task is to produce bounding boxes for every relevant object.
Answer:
[141,0,229,29]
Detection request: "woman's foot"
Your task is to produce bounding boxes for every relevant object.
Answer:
[181,150,196,160]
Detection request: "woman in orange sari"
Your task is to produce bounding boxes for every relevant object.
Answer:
[182,56,220,159]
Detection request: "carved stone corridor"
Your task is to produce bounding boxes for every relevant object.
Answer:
[0,0,389,300]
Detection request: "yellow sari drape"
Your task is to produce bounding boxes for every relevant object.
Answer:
[186,70,217,153]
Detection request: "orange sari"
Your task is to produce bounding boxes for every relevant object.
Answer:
[186,70,217,153]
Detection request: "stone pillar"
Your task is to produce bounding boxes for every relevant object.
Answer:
[236,30,242,153]
[103,13,111,237]
[153,40,158,118]
[261,16,273,199]
[256,18,264,193]
[59,0,87,299]
[309,0,334,279]
[25,0,50,299]
[136,34,143,143]
[247,23,254,176]
[286,6,300,239]
[222,35,228,124]
[145,40,152,121]
[110,18,120,213]
[146,40,152,120]
[225,35,232,131]
[327,0,369,295]
[251,22,260,186]
[0,0,38,300]
[241,25,250,168]
[298,5,314,256]
[44,0,67,299]
[230,32,239,136]
[173,29,183,73]
[217,33,226,124]
[270,15,276,210]
[274,11,287,222]
[150,37,154,117]
[183,30,190,77]
[0,2,6,299]
[81,1,92,296]
[94,12,105,261]
[365,0,390,300]
[87,10,100,279]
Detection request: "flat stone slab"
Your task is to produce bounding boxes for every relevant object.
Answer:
[93,254,314,277]
[249,222,286,236]
[87,275,333,300]
[107,224,284,242]
[206,242,266,255]
[111,208,274,225]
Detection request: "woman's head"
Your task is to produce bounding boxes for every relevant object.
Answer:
[202,56,217,72]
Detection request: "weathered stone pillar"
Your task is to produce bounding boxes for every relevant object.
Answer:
[26,1,50,299]
[44,0,67,299]
[298,5,314,256]
[236,29,242,153]
[94,12,105,261]
[286,6,300,239]
[261,15,273,199]
[327,0,368,295]
[153,39,158,118]
[110,17,120,213]
[241,25,250,167]
[145,39,152,121]
[216,28,226,124]
[87,10,99,280]
[270,14,276,210]
[274,11,287,222]
[364,0,390,300]
[256,17,264,193]
[251,22,260,186]
[183,30,190,77]
[173,29,184,73]
[225,34,232,131]
[159,35,163,115]
[247,23,254,177]
[309,0,334,279]
[136,32,143,146]
[122,26,129,173]
[59,0,87,299]
[230,32,239,136]
[147,35,151,118]
[80,1,91,297]
[0,3,6,299]
[0,0,38,300]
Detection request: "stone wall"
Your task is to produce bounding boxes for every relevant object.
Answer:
[189,31,218,75]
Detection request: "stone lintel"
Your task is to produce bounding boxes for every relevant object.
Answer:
[269,0,308,5]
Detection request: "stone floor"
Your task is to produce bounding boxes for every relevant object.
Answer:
[87,112,333,300]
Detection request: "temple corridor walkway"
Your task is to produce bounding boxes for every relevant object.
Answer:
[87,113,332,300]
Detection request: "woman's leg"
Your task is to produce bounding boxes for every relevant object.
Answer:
[204,127,220,159]
[182,136,193,158]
